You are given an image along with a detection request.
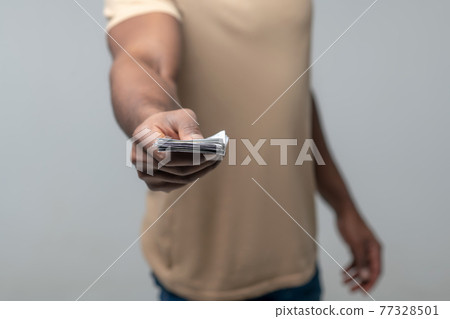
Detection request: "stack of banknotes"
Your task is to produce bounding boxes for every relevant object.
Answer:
[154,130,229,156]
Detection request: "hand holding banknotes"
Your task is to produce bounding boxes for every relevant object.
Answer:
[130,109,226,193]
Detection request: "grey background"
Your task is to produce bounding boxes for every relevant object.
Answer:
[0,0,449,300]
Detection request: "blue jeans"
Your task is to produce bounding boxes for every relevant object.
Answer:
[152,268,321,301]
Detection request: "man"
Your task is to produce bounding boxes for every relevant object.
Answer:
[104,0,381,301]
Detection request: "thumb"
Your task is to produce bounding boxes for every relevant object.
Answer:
[175,112,204,140]
[178,123,203,140]
[353,244,370,281]
[183,128,203,140]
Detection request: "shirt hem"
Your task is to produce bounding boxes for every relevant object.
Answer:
[155,263,317,301]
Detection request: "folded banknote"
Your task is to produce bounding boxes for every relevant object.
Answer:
[154,130,229,156]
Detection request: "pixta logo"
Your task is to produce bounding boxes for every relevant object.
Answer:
[227,138,325,166]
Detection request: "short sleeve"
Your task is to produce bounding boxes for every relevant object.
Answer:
[104,0,182,31]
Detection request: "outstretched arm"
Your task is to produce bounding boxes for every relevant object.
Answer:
[107,14,220,192]
[108,13,184,136]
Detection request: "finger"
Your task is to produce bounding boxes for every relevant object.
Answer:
[165,153,222,167]
[342,261,356,283]
[131,127,166,164]
[345,245,368,293]
[134,150,209,168]
[352,243,369,280]
[168,109,204,140]
[144,181,187,193]
[138,170,189,185]
[351,283,362,292]
[159,152,210,167]
[344,271,359,284]
[362,241,382,291]
[343,268,364,290]
[135,148,222,173]
[133,150,167,175]
[138,160,219,185]
[134,152,221,177]
[159,158,220,176]
[343,262,355,274]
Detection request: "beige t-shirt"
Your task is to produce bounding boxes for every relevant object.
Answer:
[105,0,317,300]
